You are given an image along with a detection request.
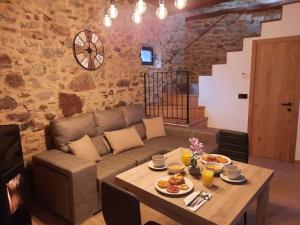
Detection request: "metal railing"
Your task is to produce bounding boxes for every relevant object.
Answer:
[144,71,190,123]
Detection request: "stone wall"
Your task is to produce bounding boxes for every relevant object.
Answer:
[0,0,165,160]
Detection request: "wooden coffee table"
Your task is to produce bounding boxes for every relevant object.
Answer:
[115,148,274,225]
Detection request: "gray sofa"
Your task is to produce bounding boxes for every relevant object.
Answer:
[32,104,218,225]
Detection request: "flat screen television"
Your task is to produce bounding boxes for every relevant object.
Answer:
[0,125,31,225]
[141,46,154,65]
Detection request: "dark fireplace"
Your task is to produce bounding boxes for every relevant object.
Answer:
[0,125,31,225]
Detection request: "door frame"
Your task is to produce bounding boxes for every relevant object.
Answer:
[248,35,300,162]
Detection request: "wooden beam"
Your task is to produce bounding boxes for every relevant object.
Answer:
[185,0,300,22]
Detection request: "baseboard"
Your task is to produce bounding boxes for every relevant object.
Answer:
[294,160,300,164]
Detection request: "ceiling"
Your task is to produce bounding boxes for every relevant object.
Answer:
[146,0,228,14]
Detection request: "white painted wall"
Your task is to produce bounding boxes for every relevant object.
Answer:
[198,3,300,160]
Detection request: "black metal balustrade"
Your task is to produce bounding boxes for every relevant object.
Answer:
[144,71,190,124]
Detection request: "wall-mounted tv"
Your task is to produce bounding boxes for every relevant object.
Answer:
[141,46,154,65]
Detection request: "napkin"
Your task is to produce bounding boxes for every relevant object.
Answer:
[184,191,212,212]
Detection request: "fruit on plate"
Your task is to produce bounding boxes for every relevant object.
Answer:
[217,156,228,164]
[166,185,180,193]
[178,184,189,190]
[157,180,169,189]
[168,174,185,185]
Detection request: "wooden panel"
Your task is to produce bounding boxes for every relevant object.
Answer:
[116,148,274,225]
[249,36,300,162]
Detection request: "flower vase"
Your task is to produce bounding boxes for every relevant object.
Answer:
[188,155,201,176]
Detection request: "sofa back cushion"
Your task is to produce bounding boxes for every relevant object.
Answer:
[51,112,97,151]
[122,104,145,126]
[132,122,146,139]
[94,108,126,135]
[91,135,111,156]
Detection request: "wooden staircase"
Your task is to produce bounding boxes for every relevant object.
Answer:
[146,94,208,127]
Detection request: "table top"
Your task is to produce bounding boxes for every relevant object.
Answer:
[116,148,274,225]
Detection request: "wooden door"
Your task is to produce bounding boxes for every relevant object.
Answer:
[249,36,300,162]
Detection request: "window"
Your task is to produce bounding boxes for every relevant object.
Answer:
[140,46,154,65]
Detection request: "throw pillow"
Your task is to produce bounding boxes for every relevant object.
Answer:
[143,117,166,140]
[68,135,101,162]
[104,127,144,155]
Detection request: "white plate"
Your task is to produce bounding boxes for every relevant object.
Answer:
[220,173,247,183]
[154,175,194,196]
[148,161,167,171]
[200,154,232,166]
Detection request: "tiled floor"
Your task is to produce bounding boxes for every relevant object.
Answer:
[31,156,300,225]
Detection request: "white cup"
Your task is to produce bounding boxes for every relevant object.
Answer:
[224,165,242,180]
[152,155,167,168]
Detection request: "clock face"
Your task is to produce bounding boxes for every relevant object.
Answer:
[73,30,104,70]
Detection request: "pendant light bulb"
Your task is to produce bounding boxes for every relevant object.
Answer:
[108,4,118,19]
[135,0,147,15]
[175,0,187,9]
[156,1,168,20]
[132,10,142,24]
[103,14,112,27]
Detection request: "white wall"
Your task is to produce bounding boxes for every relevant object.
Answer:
[198,3,300,160]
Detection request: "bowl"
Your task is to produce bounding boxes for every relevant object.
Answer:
[205,162,224,174]
[167,162,185,174]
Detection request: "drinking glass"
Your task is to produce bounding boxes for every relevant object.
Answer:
[181,149,192,166]
[201,166,214,188]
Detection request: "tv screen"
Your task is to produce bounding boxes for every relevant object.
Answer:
[141,46,154,65]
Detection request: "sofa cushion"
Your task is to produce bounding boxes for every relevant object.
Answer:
[94,108,126,135]
[50,113,97,152]
[143,117,166,140]
[122,104,146,126]
[68,135,101,162]
[104,128,144,155]
[118,145,165,165]
[132,122,146,139]
[96,154,136,181]
[91,135,110,156]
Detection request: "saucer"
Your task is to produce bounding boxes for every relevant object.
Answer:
[148,161,167,171]
[220,172,246,183]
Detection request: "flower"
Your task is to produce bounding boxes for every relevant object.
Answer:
[189,137,204,154]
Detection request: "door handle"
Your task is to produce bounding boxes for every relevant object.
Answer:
[281,102,292,106]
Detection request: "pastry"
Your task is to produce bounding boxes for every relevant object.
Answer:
[166,185,180,193]
[178,184,189,190]
[168,174,185,185]
[157,180,169,189]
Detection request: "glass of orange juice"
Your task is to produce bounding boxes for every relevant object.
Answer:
[181,149,192,166]
[201,166,214,188]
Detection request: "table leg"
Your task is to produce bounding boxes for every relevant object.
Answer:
[256,182,270,225]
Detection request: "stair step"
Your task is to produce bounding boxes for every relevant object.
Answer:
[189,117,208,128]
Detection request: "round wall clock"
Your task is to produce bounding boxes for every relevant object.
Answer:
[73,30,104,70]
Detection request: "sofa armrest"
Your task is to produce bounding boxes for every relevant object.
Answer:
[165,125,218,146]
[32,150,98,225]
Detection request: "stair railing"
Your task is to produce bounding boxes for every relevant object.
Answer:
[144,71,190,124]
